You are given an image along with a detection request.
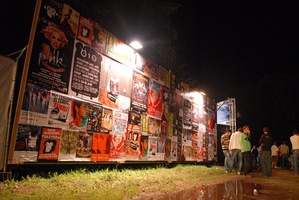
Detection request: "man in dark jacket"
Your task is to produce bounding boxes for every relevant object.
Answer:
[259,127,273,177]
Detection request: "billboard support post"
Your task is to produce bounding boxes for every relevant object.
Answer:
[7,0,42,164]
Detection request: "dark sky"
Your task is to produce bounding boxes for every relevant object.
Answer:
[1,1,299,143]
[173,1,299,144]
[175,1,299,100]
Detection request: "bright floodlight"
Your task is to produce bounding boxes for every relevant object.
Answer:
[130,41,143,49]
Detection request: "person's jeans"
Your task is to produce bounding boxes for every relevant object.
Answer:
[293,150,299,173]
[280,154,288,169]
[261,151,272,176]
[231,149,242,173]
[242,151,252,175]
[223,150,232,172]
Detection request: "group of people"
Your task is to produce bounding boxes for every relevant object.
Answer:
[221,125,252,177]
[221,126,299,177]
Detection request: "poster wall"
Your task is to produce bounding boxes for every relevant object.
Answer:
[8,0,217,165]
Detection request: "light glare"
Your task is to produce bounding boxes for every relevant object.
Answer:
[130,41,143,49]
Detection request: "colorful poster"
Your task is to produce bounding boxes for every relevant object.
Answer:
[38,127,62,161]
[100,55,133,98]
[60,3,79,40]
[47,91,71,127]
[124,122,141,160]
[156,136,165,160]
[77,16,94,45]
[139,135,149,159]
[100,108,113,133]
[148,117,161,136]
[148,79,163,118]
[182,145,192,161]
[131,71,148,113]
[164,137,171,161]
[68,98,91,131]
[112,111,128,136]
[110,134,125,159]
[76,131,92,159]
[171,136,178,161]
[58,129,79,161]
[148,136,157,160]
[22,84,50,114]
[87,104,102,132]
[91,23,107,54]
[28,0,72,94]
[70,40,102,99]
[141,114,149,135]
[13,125,42,163]
[124,140,139,160]
[183,98,192,130]
[91,133,111,161]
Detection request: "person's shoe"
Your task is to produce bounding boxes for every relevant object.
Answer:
[244,174,253,178]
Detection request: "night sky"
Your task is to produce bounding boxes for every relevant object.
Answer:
[175,1,298,99]
[1,1,299,144]
[174,1,299,144]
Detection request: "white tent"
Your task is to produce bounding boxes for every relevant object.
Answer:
[0,55,17,171]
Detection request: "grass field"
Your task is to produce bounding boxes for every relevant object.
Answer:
[0,164,230,200]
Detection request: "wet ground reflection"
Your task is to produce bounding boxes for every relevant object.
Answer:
[140,180,264,200]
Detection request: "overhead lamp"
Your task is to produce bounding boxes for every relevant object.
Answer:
[130,41,143,50]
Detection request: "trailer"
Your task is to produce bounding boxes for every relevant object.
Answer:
[1,0,219,179]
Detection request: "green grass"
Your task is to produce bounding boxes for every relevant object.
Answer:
[0,165,229,200]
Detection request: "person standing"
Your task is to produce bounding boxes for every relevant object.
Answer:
[240,125,252,177]
[221,129,233,173]
[271,141,279,168]
[251,145,259,170]
[259,127,273,177]
[290,129,299,175]
[280,140,289,169]
[229,127,243,175]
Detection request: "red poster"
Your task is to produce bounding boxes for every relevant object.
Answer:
[38,127,62,160]
[148,79,163,118]
[131,71,148,112]
[91,133,111,161]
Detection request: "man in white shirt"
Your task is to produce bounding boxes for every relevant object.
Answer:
[290,129,299,174]
[229,127,243,175]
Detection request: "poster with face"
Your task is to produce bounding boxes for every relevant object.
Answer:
[91,22,107,54]
[148,79,163,118]
[28,0,72,94]
[68,98,91,131]
[140,135,149,159]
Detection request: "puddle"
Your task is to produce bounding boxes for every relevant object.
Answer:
[135,180,265,200]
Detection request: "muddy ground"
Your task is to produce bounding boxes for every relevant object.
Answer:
[134,168,299,200]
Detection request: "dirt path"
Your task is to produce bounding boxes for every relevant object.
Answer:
[133,168,299,200]
[221,168,299,199]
